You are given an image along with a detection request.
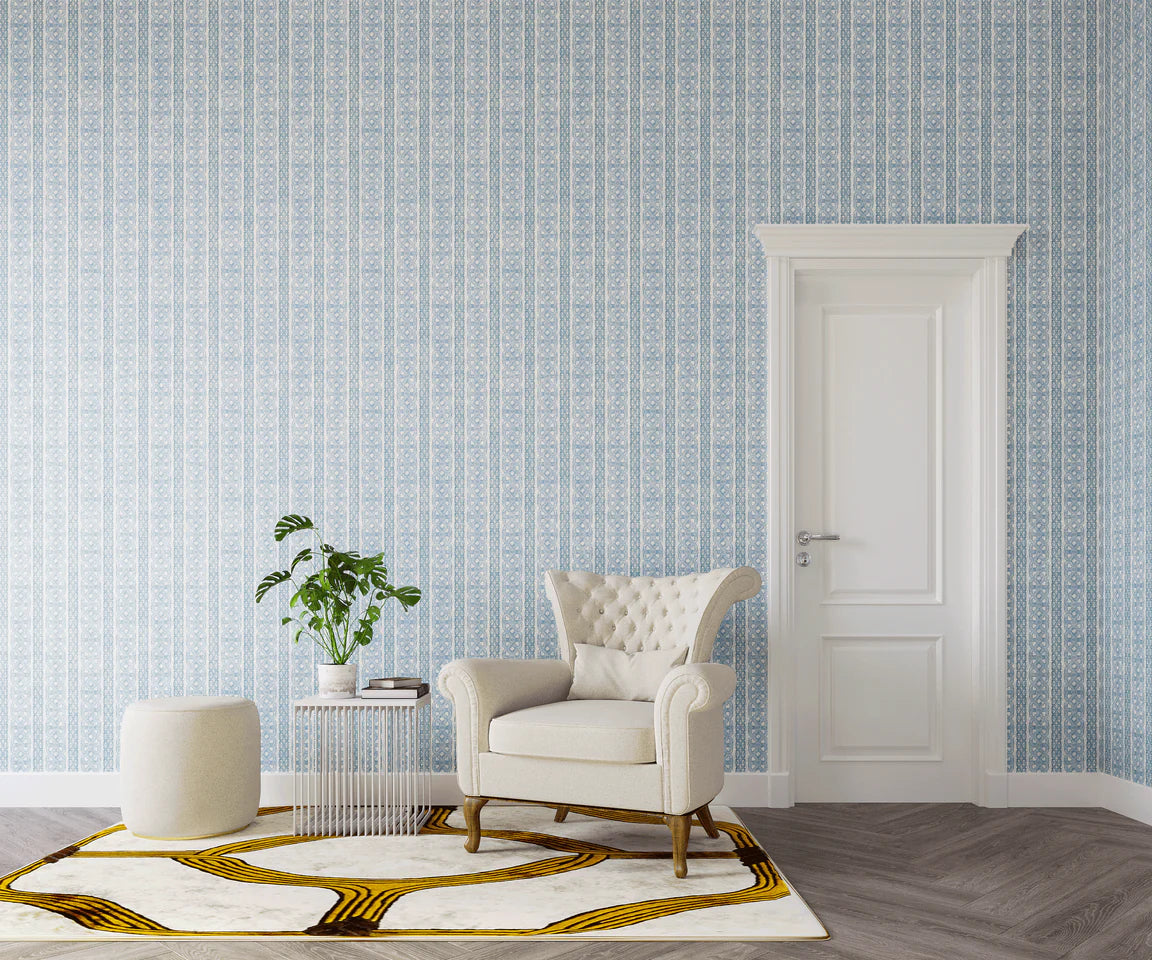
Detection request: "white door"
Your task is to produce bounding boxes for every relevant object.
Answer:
[793,265,975,802]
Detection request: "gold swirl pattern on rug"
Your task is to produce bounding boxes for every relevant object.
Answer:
[0,805,794,938]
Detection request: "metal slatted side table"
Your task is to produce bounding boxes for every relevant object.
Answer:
[292,694,431,836]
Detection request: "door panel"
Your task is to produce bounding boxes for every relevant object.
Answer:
[822,307,942,604]
[820,635,942,761]
[794,268,974,802]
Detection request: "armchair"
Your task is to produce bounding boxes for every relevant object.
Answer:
[437,566,761,877]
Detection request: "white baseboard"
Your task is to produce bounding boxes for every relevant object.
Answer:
[10,771,1149,827]
[1006,772,1152,827]
[0,773,123,807]
[1006,772,1102,807]
[980,771,1009,807]
[0,772,775,810]
[1096,775,1152,826]
[0,773,469,809]
[766,772,794,808]
[715,773,772,807]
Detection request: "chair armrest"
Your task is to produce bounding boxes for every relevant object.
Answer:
[654,663,737,815]
[655,662,737,716]
[438,658,573,795]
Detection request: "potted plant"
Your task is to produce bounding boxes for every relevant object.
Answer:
[256,514,421,698]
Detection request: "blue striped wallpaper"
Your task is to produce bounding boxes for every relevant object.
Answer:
[1102,2,1151,788]
[0,0,1101,776]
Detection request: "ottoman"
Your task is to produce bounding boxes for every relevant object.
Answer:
[121,696,260,839]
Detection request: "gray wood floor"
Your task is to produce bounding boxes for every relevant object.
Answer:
[2,804,1152,959]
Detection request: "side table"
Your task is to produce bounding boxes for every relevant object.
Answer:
[292,694,431,837]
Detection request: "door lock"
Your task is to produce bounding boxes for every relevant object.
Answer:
[795,551,812,567]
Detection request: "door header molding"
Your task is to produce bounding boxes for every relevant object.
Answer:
[753,223,1027,259]
[753,223,1026,809]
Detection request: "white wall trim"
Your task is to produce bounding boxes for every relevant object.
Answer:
[763,252,797,810]
[754,224,1026,808]
[0,772,777,811]
[0,774,124,808]
[753,224,1027,259]
[7,772,1152,829]
[0,773,470,809]
[1006,773,1152,827]
[973,253,1012,808]
[1006,772,1102,807]
[715,774,774,807]
[766,772,795,808]
[982,771,1009,808]
[1103,776,1152,827]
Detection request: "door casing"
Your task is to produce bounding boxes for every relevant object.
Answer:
[752,224,1027,809]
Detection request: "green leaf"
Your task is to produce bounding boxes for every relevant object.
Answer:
[289,548,314,572]
[281,616,293,626]
[388,585,422,609]
[293,582,322,613]
[273,514,314,541]
[255,570,291,602]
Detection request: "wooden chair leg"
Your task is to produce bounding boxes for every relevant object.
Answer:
[696,804,721,839]
[666,813,691,879]
[554,805,570,823]
[463,797,489,853]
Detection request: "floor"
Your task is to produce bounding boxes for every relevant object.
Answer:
[2,804,1152,959]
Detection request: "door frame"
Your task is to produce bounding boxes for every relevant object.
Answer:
[752,224,1027,808]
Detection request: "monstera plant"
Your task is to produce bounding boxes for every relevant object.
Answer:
[256,514,421,697]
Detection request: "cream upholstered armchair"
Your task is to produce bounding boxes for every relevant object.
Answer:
[437,566,761,878]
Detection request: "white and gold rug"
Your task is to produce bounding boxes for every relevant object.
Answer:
[0,804,827,941]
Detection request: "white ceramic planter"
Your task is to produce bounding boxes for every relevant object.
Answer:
[318,663,358,699]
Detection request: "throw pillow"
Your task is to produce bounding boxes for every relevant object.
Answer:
[568,643,688,702]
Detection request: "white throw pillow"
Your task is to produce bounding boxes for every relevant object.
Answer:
[567,643,688,702]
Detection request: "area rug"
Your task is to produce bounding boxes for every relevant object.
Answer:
[0,803,827,941]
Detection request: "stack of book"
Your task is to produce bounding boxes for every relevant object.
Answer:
[360,676,429,699]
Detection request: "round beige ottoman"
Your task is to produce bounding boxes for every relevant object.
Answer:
[121,696,260,839]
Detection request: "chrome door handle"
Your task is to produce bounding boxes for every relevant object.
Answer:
[796,530,840,545]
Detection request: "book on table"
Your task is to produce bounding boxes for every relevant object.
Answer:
[366,676,423,689]
[359,683,429,699]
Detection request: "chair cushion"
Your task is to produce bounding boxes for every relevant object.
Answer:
[488,700,656,764]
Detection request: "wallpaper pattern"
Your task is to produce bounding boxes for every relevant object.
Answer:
[0,0,1100,775]
[1101,2,1150,788]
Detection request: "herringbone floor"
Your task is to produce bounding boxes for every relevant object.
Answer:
[2,804,1152,959]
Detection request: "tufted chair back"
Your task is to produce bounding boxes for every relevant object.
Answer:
[543,567,762,666]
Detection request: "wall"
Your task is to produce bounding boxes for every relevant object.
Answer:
[0,0,1099,776]
[1101,1,1151,787]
